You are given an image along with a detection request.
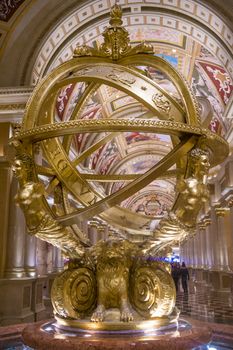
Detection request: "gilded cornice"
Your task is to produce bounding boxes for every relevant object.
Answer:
[0,87,33,95]
[0,87,32,115]
[0,103,26,111]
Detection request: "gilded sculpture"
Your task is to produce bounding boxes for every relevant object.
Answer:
[10,4,228,330]
[143,147,211,255]
[11,140,85,259]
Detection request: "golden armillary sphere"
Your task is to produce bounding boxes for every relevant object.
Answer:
[11,4,228,329]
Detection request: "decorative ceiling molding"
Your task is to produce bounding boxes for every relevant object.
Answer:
[28,0,233,85]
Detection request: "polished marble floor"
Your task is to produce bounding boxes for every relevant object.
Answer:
[177,282,233,349]
[1,283,233,349]
[176,289,233,325]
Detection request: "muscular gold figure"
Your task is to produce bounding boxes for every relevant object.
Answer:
[174,148,210,228]
[146,148,210,253]
[12,143,85,259]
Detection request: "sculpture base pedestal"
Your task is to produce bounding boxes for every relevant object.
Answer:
[22,319,212,350]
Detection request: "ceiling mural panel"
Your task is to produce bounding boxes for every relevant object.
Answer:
[192,59,232,136]
[127,27,184,47]
[125,132,169,145]
[0,0,25,22]
[124,192,171,216]
[56,84,75,121]
[198,62,233,105]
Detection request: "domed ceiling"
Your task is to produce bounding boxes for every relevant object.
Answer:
[0,0,232,239]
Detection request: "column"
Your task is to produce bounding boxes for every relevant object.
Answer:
[209,207,220,270]
[36,239,48,276]
[193,232,199,269]
[215,206,230,271]
[81,220,89,240]
[97,223,107,241]
[0,159,12,278]
[179,243,184,263]
[223,210,233,271]
[195,229,202,269]
[4,176,27,278]
[190,236,195,268]
[25,234,37,277]
[217,203,233,272]
[200,227,207,269]
[182,241,187,264]
[88,220,99,245]
[205,223,212,269]
[52,247,64,273]
[226,198,233,271]
[188,239,193,266]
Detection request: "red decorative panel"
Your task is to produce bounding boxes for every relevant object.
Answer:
[0,0,26,22]
[56,84,75,120]
[73,105,102,153]
[208,117,222,134]
[199,62,233,105]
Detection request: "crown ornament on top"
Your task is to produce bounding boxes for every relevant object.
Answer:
[73,4,153,60]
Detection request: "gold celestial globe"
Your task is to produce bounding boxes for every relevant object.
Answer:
[11,4,229,330]
[15,4,228,239]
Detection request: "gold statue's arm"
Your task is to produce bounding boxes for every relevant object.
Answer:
[11,141,85,259]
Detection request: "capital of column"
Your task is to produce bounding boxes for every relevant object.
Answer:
[214,205,230,217]
[225,194,233,208]
[198,215,211,230]
[88,220,99,228]
[108,228,117,238]
[97,223,107,233]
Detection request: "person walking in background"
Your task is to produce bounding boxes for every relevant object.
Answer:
[180,262,189,293]
[171,262,181,292]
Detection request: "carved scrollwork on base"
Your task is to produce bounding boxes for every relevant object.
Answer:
[51,255,176,326]
[51,267,97,319]
[130,261,176,318]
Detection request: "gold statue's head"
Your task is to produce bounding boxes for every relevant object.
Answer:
[12,159,26,179]
[189,148,210,176]
[12,154,34,182]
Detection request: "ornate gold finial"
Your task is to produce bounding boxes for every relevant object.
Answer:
[101,4,130,60]
[73,4,153,60]
[109,3,123,26]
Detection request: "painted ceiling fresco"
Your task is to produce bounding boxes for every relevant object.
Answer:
[191,47,233,137]
[0,0,25,22]
[30,5,232,223]
[53,41,233,216]
[123,190,173,217]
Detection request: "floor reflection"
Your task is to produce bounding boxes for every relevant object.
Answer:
[176,287,233,325]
